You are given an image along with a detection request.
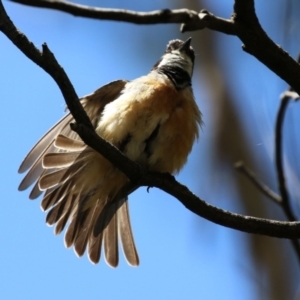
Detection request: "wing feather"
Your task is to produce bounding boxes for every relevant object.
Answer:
[64,193,82,248]
[38,160,86,190]
[29,169,55,199]
[43,152,82,169]
[54,197,74,235]
[55,134,85,151]
[19,79,140,266]
[18,144,55,191]
[41,181,72,211]
[46,191,73,226]
[18,114,73,174]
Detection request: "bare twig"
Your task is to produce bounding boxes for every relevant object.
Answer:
[2,0,300,239]
[275,95,295,219]
[234,161,282,204]
[10,0,203,29]
[182,10,236,34]
[138,171,300,239]
[275,84,300,221]
[9,0,237,35]
[274,89,300,263]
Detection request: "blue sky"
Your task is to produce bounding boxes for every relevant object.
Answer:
[1,1,300,299]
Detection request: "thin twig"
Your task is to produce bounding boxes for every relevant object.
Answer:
[9,0,195,23]
[2,0,300,238]
[274,85,300,262]
[9,0,237,35]
[276,87,300,221]
[275,95,294,219]
[234,161,282,204]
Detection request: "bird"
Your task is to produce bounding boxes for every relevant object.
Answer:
[18,37,202,267]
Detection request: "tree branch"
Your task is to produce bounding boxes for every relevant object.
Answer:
[2,0,300,239]
[275,93,295,220]
[10,0,204,29]
[275,90,300,217]
[274,86,300,261]
[138,171,300,239]
[9,0,300,97]
[8,0,238,35]
[223,0,300,94]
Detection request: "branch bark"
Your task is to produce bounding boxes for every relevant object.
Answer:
[9,0,203,28]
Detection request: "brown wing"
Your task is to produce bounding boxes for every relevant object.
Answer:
[19,79,139,267]
[18,79,128,178]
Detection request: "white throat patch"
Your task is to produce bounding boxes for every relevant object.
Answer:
[157,51,193,77]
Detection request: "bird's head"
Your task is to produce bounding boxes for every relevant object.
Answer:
[152,38,195,89]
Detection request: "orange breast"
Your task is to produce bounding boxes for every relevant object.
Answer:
[146,82,200,173]
[96,73,201,176]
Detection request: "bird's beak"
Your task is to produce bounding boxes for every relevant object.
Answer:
[179,37,192,52]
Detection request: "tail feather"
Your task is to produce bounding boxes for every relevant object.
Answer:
[64,192,90,248]
[65,209,80,248]
[88,231,103,264]
[73,197,101,257]
[74,228,89,258]
[118,202,139,266]
[104,208,119,267]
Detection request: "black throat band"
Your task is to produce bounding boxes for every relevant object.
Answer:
[158,65,191,90]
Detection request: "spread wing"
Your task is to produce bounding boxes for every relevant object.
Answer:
[18,79,139,267]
